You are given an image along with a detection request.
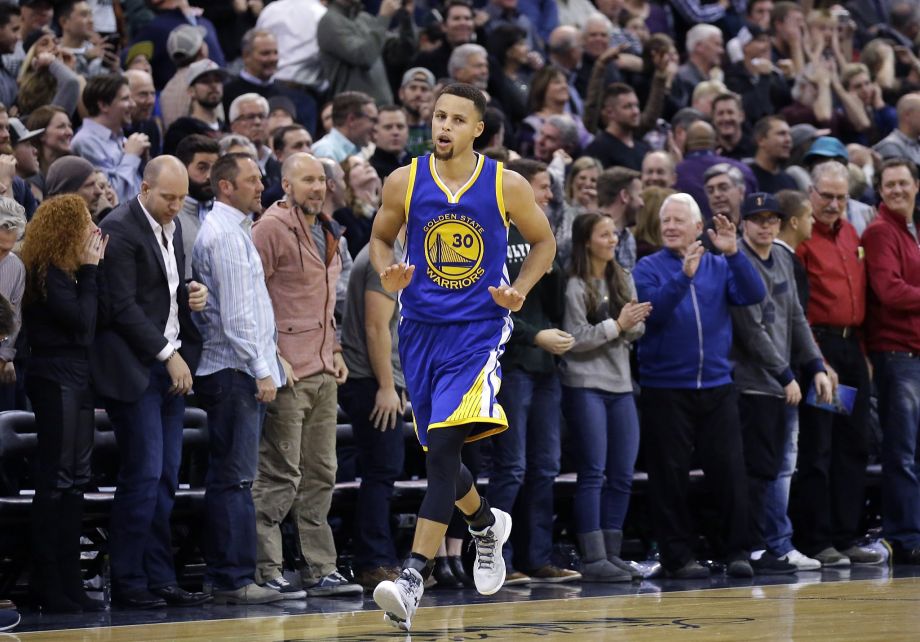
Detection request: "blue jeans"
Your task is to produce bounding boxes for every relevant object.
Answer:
[195,369,266,590]
[563,386,640,534]
[872,352,920,549]
[339,378,406,571]
[105,363,185,593]
[763,404,799,556]
[489,369,561,570]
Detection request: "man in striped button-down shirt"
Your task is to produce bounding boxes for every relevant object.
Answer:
[191,152,288,605]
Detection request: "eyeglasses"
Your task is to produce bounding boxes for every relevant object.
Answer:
[813,189,847,204]
[235,113,266,122]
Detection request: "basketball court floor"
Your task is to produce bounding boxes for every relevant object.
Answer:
[11,565,919,641]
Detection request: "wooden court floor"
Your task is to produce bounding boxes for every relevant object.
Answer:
[13,576,920,642]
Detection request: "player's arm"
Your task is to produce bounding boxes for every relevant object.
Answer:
[503,169,556,299]
[370,165,414,292]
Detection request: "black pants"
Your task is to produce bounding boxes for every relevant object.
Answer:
[26,375,94,594]
[640,385,748,571]
[739,393,786,552]
[339,377,406,570]
[26,375,94,492]
[791,332,871,554]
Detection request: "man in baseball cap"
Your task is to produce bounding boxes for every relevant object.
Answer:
[734,189,833,576]
[167,24,207,65]
[8,117,43,182]
[399,67,436,157]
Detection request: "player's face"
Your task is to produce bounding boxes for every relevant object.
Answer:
[431,94,484,161]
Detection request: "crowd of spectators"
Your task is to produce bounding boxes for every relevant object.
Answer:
[0,0,919,628]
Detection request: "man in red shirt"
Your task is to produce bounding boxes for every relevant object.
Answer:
[793,160,882,567]
[864,159,920,566]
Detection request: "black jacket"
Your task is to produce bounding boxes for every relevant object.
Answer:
[90,198,201,402]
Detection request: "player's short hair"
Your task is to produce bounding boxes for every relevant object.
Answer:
[435,83,487,119]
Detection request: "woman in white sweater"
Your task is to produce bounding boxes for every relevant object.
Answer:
[562,212,651,582]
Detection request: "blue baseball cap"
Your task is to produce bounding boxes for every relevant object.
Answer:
[804,136,849,164]
[742,192,786,219]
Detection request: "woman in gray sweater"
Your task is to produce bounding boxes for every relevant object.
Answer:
[562,212,651,582]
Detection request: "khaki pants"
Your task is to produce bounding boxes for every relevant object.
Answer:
[252,373,338,584]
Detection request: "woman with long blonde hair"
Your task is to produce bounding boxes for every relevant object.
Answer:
[15,29,81,118]
[22,195,107,612]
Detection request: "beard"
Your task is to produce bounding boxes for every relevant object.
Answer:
[295,198,322,216]
[197,96,222,110]
[189,178,214,202]
[433,147,454,161]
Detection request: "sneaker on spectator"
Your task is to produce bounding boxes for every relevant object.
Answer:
[212,583,284,605]
[814,547,851,567]
[750,551,796,575]
[355,567,400,592]
[527,565,581,583]
[261,575,306,599]
[779,549,822,571]
[667,560,710,579]
[502,570,532,586]
[303,570,363,597]
[839,545,884,565]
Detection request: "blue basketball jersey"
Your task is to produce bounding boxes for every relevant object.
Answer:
[400,153,510,324]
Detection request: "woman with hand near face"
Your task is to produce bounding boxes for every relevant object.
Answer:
[21,195,108,612]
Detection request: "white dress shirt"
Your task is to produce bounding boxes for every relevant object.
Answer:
[139,198,182,361]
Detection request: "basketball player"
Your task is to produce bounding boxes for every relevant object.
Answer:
[369,83,556,630]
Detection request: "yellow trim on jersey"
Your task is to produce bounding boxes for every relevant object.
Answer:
[446,367,487,423]
[404,158,418,222]
[421,419,509,451]
[428,415,508,431]
[428,153,485,204]
[495,161,508,227]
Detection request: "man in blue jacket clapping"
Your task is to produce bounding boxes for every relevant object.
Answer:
[633,192,766,580]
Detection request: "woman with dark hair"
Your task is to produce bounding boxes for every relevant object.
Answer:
[516,65,594,158]
[25,106,74,195]
[21,195,108,612]
[486,24,536,124]
[562,212,651,582]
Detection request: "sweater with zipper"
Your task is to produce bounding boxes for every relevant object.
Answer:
[252,200,343,379]
[730,240,825,397]
[562,274,644,394]
[633,247,765,389]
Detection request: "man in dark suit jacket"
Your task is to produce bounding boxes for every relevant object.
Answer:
[92,156,211,609]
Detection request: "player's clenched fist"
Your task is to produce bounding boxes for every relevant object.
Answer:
[380,263,415,292]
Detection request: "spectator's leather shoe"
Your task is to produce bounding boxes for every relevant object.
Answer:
[112,589,167,609]
[151,585,213,606]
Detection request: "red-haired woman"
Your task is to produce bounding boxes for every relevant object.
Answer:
[21,194,108,612]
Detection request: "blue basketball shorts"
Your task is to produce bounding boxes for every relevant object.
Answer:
[397,316,512,449]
